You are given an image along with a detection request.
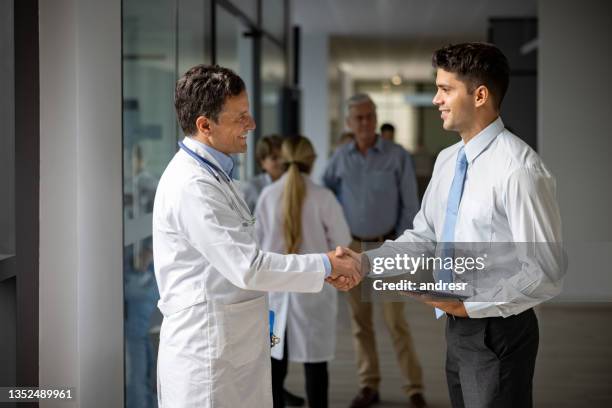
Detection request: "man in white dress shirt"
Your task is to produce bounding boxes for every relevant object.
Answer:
[341,43,565,407]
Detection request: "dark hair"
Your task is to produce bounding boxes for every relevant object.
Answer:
[432,42,509,109]
[174,64,246,135]
[380,123,395,133]
[255,134,283,164]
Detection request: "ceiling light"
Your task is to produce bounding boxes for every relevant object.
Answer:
[391,74,402,85]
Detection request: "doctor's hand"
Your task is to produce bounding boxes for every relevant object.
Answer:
[325,246,363,291]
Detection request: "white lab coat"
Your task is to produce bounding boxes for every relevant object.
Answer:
[152,137,326,408]
[255,173,351,362]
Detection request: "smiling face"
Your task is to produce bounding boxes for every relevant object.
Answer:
[432,68,477,135]
[197,91,256,155]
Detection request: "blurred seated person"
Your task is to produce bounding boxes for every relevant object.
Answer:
[241,134,284,212]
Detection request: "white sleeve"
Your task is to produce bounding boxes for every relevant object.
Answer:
[464,167,566,318]
[178,177,325,293]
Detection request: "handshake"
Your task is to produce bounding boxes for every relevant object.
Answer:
[324,246,365,291]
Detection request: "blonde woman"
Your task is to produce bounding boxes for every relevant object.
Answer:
[256,136,351,408]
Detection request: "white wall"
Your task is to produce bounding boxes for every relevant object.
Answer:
[301,32,330,183]
[39,0,124,406]
[539,0,612,300]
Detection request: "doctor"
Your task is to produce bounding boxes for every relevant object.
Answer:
[152,64,361,408]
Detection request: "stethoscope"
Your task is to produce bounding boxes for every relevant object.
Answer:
[178,141,256,226]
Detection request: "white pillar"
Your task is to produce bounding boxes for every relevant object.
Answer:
[539,0,612,300]
[39,0,124,406]
[300,32,330,183]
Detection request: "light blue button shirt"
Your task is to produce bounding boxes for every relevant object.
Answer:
[188,137,235,178]
[324,136,420,238]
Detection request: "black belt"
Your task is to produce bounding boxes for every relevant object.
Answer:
[351,230,396,243]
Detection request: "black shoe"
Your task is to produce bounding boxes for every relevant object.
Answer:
[284,388,305,407]
[349,387,380,408]
[409,393,428,408]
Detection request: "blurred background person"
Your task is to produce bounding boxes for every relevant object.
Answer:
[256,135,351,408]
[241,134,284,212]
[379,123,395,142]
[324,94,426,408]
[335,130,355,151]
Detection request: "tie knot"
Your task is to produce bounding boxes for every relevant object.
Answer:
[456,147,468,170]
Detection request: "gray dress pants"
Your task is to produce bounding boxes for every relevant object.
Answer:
[445,308,539,408]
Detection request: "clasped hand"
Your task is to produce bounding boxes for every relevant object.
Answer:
[325,246,363,291]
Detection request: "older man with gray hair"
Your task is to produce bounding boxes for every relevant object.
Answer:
[323,94,426,408]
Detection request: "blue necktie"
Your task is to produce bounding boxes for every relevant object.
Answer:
[435,147,468,319]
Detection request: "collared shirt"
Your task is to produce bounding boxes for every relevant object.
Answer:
[187,137,235,178]
[390,117,564,318]
[323,136,420,238]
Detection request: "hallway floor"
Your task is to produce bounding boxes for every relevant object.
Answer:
[283,296,612,407]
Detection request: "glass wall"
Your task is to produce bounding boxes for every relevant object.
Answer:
[262,0,286,42]
[122,0,288,406]
[122,1,176,406]
[122,0,211,406]
[261,37,286,137]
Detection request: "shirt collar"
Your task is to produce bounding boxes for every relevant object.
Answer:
[463,117,504,164]
[182,137,235,178]
[348,134,383,153]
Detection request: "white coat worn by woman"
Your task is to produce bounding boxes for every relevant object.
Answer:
[256,175,351,362]
[255,136,351,407]
[152,137,328,407]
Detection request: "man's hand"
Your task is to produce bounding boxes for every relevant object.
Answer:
[324,246,362,291]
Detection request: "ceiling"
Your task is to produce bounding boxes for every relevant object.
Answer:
[293,0,537,38]
[293,0,538,81]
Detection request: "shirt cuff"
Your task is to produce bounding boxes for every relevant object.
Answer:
[321,254,332,278]
[463,301,507,318]
[464,300,541,319]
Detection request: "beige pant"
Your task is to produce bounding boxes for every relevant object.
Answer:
[347,240,424,396]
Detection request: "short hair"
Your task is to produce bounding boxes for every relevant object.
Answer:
[255,134,283,164]
[346,93,376,111]
[432,42,510,109]
[174,64,246,135]
[380,123,395,133]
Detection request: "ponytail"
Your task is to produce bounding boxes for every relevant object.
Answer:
[281,136,316,254]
